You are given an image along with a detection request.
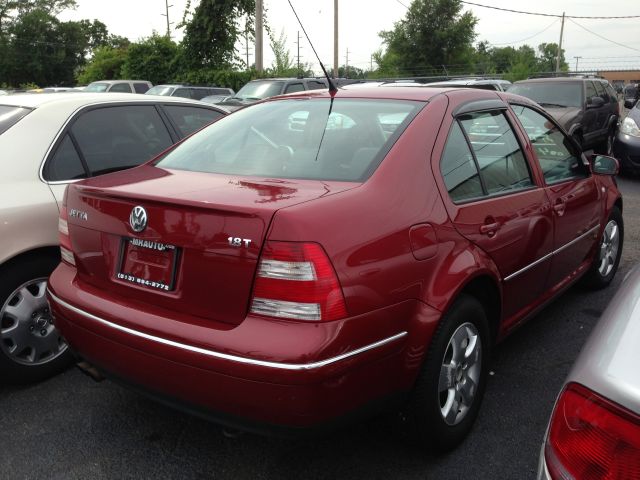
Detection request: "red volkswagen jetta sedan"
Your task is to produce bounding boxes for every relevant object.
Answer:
[47,86,623,450]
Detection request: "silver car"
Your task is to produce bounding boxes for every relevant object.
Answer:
[538,264,640,479]
[0,93,227,384]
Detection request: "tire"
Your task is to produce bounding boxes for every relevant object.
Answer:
[0,254,73,384]
[582,206,624,290]
[405,294,490,452]
[595,126,615,156]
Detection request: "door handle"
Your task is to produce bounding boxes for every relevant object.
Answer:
[480,222,499,237]
[553,201,566,216]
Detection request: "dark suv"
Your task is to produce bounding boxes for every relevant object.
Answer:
[508,77,619,153]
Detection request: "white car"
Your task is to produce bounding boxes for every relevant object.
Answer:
[0,93,228,383]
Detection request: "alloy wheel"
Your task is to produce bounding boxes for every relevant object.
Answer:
[0,278,67,366]
[598,219,620,277]
[438,322,482,426]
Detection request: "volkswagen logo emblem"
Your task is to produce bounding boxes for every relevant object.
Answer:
[129,206,148,233]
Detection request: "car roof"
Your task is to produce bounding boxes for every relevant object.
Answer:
[514,77,602,84]
[88,80,150,85]
[0,92,230,112]
[267,85,489,102]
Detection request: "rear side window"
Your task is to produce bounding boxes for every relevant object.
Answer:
[0,106,31,135]
[458,111,533,195]
[155,98,423,182]
[284,83,305,94]
[173,88,192,99]
[109,83,132,93]
[134,83,150,93]
[440,122,483,202]
[164,105,224,136]
[585,81,597,101]
[44,134,87,181]
[70,105,173,176]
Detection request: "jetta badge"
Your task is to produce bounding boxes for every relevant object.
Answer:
[129,206,148,233]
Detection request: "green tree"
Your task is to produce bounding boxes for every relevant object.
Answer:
[121,33,179,84]
[269,28,293,75]
[77,45,128,83]
[377,0,477,77]
[181,0,255,69]
[536,42,568,72]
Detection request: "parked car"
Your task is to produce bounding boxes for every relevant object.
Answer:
[426,78,512,91]
[85,80,152,94]
[613,96,640,174]
[0,93,228,384]
[537,263,638,480]
[218,78,329,110]
[146,84,235,101]
[47,86,622,451]
[199,94,233,105]
[508,77,619,154]
[623,83,638,108]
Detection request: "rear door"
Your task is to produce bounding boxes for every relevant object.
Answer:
[436,101,554,321]
[510,104,601,291]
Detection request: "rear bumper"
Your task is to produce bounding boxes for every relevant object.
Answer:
[613,133,640,174]
[48,263,440,430]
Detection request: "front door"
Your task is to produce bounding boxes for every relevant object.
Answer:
[511,104,601,291]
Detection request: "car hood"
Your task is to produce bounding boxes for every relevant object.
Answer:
[543,106,581,131]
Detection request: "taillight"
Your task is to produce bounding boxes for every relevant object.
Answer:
[250,241,347,321]
[545,382,640,479]
[58,187,75,266]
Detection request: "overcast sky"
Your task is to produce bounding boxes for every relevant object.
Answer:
[59,0,640,73]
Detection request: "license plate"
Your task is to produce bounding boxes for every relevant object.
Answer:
[116,238,179,291]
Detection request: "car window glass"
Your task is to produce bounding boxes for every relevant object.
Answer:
[605,84,618,104]
[71,106,173,176]
[173,88,192,99]
[155,98,423,182]
[134,83,150,93]
[164,106,224,136]
[511,105,588,184]
[284,83,305,94]
[308,81,327,90]
[458,111,533,196]
[440,122,484,202]
[189,89,211,100]
[585,81,597,102]
[45,134,87,181]
[109,83,132,93]
[593,81,606,99]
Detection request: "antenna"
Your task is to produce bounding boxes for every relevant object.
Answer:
[286,0,338,94]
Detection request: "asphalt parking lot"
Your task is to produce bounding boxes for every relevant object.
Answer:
[1,175,639,480]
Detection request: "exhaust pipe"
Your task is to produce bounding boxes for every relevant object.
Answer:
[76,360,105,382]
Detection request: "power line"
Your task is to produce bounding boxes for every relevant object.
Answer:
[568,18,640,53]
[459,1,640,19]
[487,19,558,46]
[394,0,410,9]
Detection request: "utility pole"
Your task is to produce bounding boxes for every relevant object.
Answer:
[296,31,302,77]
[244,29,253,70]
[574,56,582,72]
[255,0,263,73]
[370,54,373,72]
[555,12,565,73]
[161,0,173,38]
[345,48,349,78]
[333,0,338,78]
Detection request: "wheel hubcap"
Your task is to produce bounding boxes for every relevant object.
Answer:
[0,278,67,366]
[438,322,482,426]
[598,220,620,277]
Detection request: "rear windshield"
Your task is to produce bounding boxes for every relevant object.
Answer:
[0,106,32,135]
[235,81,284,100]
[85,82,109,92]
[508,82,582,108]
[155,98,424,181]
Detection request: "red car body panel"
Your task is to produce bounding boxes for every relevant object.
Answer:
[48,86,622,431]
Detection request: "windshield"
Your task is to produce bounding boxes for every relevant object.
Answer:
[508,83,582,108]
[85,82,110,92]
[155,98,424,182]
[0,106,32,135]
[234,81,285,100]
[146,86,175,96]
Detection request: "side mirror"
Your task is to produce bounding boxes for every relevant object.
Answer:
[591,154,619,175]
[624,99,636,109]
[588,97,605,109]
